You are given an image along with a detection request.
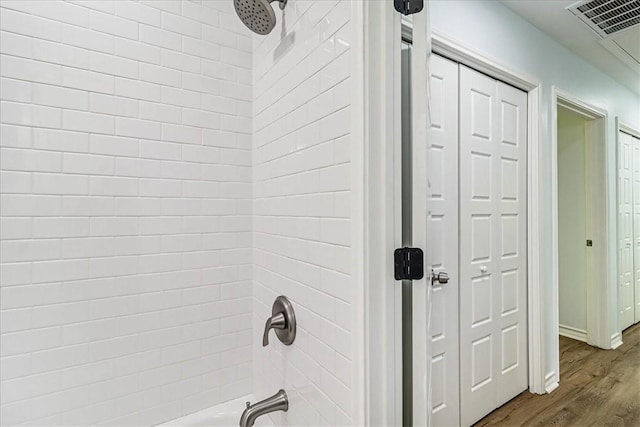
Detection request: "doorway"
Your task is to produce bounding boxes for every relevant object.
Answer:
[363,7,551,427]
[425,53,529,427]
[553,93,609,349]
[557,106,589,342]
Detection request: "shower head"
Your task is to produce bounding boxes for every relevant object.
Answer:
[234,0,287,35]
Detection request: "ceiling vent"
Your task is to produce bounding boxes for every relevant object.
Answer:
[568,0,640,38]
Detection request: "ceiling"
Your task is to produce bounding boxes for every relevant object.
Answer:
[501,0,640,95]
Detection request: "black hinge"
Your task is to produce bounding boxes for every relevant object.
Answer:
[394,0,423,15]
[394,247,424,280]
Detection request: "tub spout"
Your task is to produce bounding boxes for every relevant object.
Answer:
[239,389,288,427]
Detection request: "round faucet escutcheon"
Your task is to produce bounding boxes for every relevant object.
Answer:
[262,296,296,346]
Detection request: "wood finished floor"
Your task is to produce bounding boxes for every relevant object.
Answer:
[473,322,640,427]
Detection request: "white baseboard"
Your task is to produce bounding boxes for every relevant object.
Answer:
[559,324,587,342]
[611,332,623,349]
[545,371,559,393]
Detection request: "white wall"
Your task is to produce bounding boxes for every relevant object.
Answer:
[251,0,356,425]
[557,107,587,335]
[430,0,640,385]
[0,1,253,425]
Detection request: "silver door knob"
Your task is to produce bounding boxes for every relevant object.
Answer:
[431,270,449,285]
[480,265,488,273]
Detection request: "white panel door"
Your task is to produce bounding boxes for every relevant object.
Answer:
[427,54,459,427]
[459,65,528,426]
[631,134,640,324]
[494,80,528,407]
[619,131,634,330]
[459,65,499,426]
[619,130,640,328]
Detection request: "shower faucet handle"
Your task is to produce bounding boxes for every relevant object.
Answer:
[262,296,296,347]
[262,312,286,346]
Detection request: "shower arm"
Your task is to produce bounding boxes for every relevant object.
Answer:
[268,0,287,10]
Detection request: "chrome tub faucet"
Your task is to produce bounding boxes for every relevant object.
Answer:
[239,389,288,427]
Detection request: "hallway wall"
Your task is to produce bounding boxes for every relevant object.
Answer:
[0,1,252,424]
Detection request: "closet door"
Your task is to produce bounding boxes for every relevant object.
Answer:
[619,130,640,329]
[495,81,528,407]
[459,65,527,426]
[619,131,634,330]
[427,54,459,427]
[632,135,640,324]
[459,65,499,426]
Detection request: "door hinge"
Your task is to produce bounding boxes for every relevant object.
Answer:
[394,247,424,280]
[394,0,423,15]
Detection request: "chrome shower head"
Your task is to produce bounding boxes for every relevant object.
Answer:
[234,0,286,35]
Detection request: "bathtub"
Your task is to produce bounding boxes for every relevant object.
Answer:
[158,395,275,427]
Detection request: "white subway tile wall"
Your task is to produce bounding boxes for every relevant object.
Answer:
[0,0,253,425]
[251,0,354,425]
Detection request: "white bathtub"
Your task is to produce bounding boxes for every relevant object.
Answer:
[158,395,275,427]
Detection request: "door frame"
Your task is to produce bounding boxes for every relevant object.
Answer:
[430,31,546,396]
[356,1,404,425]
[361,10,569,423]
[397,25,547,423]
[552,88,612,355]
[616,118,640,338]
[618,120,640,140]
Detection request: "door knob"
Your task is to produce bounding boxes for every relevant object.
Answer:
[262,296,296,346]
[480,265,488,273]
[431,269,450,285]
